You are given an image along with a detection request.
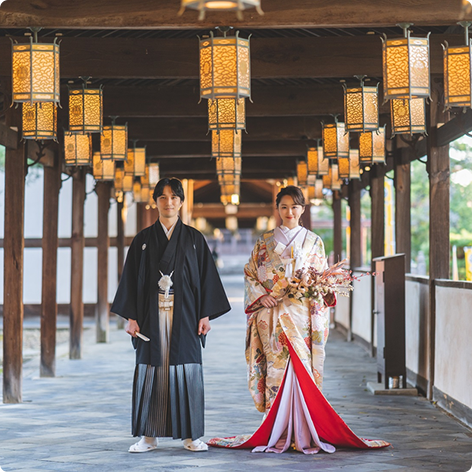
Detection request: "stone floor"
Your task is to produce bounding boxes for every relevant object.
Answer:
[0,273,471,472]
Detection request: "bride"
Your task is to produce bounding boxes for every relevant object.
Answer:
[208,185,389,454]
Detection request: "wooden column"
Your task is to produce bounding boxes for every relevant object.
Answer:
[3,106,25,403]
[300,203,312,230]
[116,200,125,330]
[332,191,342,262]
[70,169,86,359]
[348,180,362,269]
[40,152,61,377]
[136,202,146,232]
[394,145,412,273]
[96,181,111,343]
[427,80,450,399]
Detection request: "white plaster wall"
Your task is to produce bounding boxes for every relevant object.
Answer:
[351,272,372,344]
[334,293,350,329]
[435,286,472,410]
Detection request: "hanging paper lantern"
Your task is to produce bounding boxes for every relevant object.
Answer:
[297,160,308,187]
[93,152,114,181]
[307,144,329,176]
[341,149,360,180]
[212,130,242,158]
[64,133,92,166]
[179,0,263,20]
[208,98,246,131]
[68,84,103,134]
[343,77,379,132]
[148,163,161,190]
[12,36,60,105]
[101,120,128,161]
[125,144,146,176]
[359,127,386,165]
[322,164,342,191]
[390,98,426,135]
[200,31,251,100]
[313,178,324,199]
[114,166,125,192]
[381,25,431,101]
[322,120,349,160]
[22,102,57,141]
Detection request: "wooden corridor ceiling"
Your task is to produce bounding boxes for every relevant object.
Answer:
[0,0,470,183]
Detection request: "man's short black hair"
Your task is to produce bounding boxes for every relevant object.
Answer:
[152,178,186,203]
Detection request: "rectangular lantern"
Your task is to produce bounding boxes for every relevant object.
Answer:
[314,178,324,200]
[12,38,60,104]
[297,160,308,187]
[101,122,128,161]
[114,166,125,192]
[212,129,242,158]
[348,149,361,180]
[382,29,431,101]
[208,98,246,131]
[69,85,103,134]
[331,163,342,191]
[390,98,426,136]
[93,152,114,181]
[322,121,349,160]
[148,162,161,189]
[64,133,92,166]
[125,145,146,176]
[443,39,472,108]
[133,179,148,203]
[359,127,386,164]
[200,31,251,100]
[343,80,379,132]
[307,145,329,176]
[22,102,57,140]
[338,157,350,179]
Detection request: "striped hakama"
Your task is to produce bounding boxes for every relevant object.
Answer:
[131,289,204,440]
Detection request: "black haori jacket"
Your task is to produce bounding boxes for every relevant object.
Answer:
[111,219,231,367]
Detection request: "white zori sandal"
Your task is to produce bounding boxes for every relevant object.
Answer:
[128,436,159,453]
[183,438,209,452]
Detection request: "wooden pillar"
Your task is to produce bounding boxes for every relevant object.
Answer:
[136,202,146,232]
[116,200,125,330]
[332,191,342,262]
[69,169,86,359]
[96,182,111,343]
[348,180,362,269]
[427,80,450,399]
[370,164,385,356]
[3,106,25,403]
[40,152,61,377]
[394,145,412,273]
[272,184,281,227]
[301,203,312,230]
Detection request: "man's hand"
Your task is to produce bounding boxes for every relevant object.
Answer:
[198,317,211,335]
[126,319,140,338]
[260,295,278,308]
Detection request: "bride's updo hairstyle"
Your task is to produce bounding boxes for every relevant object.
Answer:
[275,185,306,208]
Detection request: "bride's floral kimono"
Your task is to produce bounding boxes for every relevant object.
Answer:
[208,226,390,454]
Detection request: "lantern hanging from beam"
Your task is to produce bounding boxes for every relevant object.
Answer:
[148,163,161,190]
[208,98,246,131]
[443,21,472,108]
[125,142,146,177]
[359,126,386,165]
[322,119,349,160]
[390,98,426,136]
[114,165,125,192]
[297,160,308,187]
[337,149,360,180]
[133,180,143,202]
[64,132,92,166]
[22,102,57,141]
[101,118,128,161]
[12,30,60,105]
[307,144,329,176]
[212,130,242,158]
[313,178,324,200]
[322,163,342,191]
[93,152,114,181]
[200,31,251,100]
[179,0,263,20]
[381,23,431,101]
[343,76,379,132]
[68,80,103,134]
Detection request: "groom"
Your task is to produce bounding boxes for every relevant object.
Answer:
[111,177,230,452]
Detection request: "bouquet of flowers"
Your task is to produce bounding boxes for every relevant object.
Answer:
[286,259,356,305]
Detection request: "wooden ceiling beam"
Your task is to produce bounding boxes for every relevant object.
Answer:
[0,35,458,79]
[0,0,468,28]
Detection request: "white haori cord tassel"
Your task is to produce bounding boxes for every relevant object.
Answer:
[158,271,174,299]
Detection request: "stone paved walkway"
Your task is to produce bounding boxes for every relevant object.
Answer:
[0,274,471,472]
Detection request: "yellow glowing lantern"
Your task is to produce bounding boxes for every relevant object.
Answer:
[200,31,251,100]
[381,24,431,101]
[101,119,128,161]
[343,76,379,132]
[212,130,242,158]
[180,0,263,20]
[307,144,329,176]
[68,82,103,134]
[125,143,146,177]
[93,152,114,181]
[322,120,349,160]
[148,163,161,189]
[133,180,142,202]
[114,166,125,192]
[443,22,472,108]
[338,157,350,179]
[322,164,342,191]
[208,98,246,131]
[314,178,324,200]
[22,102,57,141]
[390,98,426,135]
[12,31,60,105]
[359,127,386,165]
[297,160,308,187]
[64,132,92,166]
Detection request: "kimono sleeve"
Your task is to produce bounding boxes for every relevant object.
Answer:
[244,238,269,316]
[110,234,142,321]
